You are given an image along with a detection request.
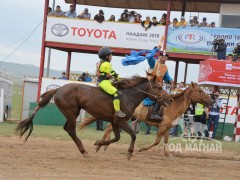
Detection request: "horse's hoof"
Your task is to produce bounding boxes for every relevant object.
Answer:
[139,147,146,152]
[103,145,109,151]
[127,152,132,160]
[164,152,170,157]
[94,140,100,146]
[95,146,101,152]
[83,152,90,158]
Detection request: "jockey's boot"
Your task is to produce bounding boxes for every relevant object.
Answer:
[115,110,126,118]
[150,103,163,121]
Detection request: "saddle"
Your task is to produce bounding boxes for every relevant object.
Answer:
[134,103,163,124]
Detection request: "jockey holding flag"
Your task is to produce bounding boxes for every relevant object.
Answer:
[122,40,174,121]
[147,46,174,121]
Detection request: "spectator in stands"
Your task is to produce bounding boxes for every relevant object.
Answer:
[206,90,223,139]
[65,4,77,18]
[128,11,137,23]
[94,10,105,23]
[198,17,208,27]
[50,5,65,17]
[227,54,234,62]
[176,16,187,27]
[159,13,167,25]
[208,22,216,28]
[48,7,52,15]
[190,16,199,27]
[171,18,178,28]
[78,71,92,82]
[84,71,92,82]
[78,8,91,19]
[118,12,129,22]
[152,17,159,26]
[123,9,129,13]
[108,15,115,21]
[59,72,68,80]
[123,9,129,18]
[135,14,142,23]
[78,72,86,81]
[141,16,152,31]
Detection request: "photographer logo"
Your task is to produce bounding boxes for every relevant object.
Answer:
[226,64,232,70]
[51,24,69,37]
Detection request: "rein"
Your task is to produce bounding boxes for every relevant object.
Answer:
[183,87,209,102]
[134,79,165,100]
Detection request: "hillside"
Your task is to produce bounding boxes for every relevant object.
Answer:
[0,62,82,78]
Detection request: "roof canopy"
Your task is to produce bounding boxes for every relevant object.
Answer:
[65,0,240,13]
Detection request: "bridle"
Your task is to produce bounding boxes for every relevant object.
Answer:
[184,86,210,104]
[134,79,167,101]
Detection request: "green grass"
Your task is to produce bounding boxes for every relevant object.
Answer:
[0,121,157,145]
[1,121,239,153]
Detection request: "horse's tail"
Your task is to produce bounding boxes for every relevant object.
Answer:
[79,116,98,130]
[16,88,58,142]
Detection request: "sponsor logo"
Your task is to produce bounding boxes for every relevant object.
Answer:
[71,27,116,39]
[51,24,69,37]
[226,64,232,70]
[176,33,205,44]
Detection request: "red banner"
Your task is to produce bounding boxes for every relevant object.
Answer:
[198,59,240,87]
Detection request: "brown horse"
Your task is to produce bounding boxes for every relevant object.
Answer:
[83,82,213,155]
[16,75,173,160]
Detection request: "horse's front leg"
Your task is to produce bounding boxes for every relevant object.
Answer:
[139,124,169,152]
[118,119,136,160]
[95,123,113,152]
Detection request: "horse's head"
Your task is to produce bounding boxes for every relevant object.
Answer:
[187,82,213,107]
[147,75,173,107]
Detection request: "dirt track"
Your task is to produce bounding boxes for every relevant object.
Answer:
[0,136,239,180]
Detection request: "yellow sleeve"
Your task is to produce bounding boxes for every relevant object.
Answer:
[99,62,112,74]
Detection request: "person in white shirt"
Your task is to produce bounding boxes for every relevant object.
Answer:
[206,91,223,139]
[78,8,91,19]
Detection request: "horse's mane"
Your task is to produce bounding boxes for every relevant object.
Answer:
[171,86,189,98]
[114,76,148,89]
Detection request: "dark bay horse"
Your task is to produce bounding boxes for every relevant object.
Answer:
[16,75,173,160]
[83,82,213,156]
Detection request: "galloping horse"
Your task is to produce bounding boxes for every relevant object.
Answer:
[16,75,173,160]
[82,82,212,156]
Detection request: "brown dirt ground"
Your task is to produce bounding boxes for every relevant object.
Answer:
[0,136,239,180]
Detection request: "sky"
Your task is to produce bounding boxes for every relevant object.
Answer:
[0,0,220,82]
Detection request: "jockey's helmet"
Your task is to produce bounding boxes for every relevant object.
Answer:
[98,47,113,59]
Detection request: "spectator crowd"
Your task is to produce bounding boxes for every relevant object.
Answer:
[48,5,217,31]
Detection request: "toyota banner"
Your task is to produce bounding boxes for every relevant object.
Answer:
[46,17,165,50]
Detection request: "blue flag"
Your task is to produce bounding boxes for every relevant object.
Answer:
[121,47,160,66]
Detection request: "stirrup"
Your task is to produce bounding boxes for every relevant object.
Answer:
[115,110,126,118]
